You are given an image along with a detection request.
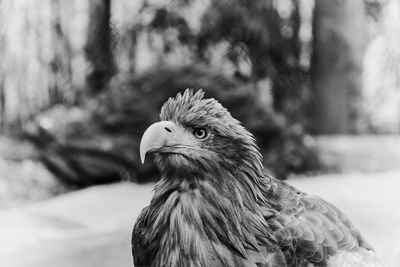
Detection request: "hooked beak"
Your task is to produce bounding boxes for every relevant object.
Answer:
[139,121,177,164]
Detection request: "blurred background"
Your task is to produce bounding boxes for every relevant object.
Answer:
[0,0,400,266]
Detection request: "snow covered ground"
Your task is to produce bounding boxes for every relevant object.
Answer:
[0,171,399,267]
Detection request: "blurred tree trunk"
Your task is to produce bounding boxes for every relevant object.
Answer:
[0,31,5,134]
[0,75,4,135]
[84,0,116,96]
[310,0,366,134]
[49,0,73,104]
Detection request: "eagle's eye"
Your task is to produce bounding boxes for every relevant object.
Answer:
[193,128,208,139]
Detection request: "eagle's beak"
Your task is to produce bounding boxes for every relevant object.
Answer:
[139,121,177,164]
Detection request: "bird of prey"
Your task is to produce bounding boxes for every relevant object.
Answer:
[132,89,383,266]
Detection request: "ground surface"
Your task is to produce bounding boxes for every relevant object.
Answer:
[0,171,399,267]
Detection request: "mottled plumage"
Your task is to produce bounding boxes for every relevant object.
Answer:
[132,89,383,267]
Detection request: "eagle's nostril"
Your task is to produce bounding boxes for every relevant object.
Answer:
[165,127,172,133]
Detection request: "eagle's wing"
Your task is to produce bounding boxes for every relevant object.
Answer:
[263,176,384,266]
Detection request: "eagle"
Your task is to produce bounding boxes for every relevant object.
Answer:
[132,89,383,266]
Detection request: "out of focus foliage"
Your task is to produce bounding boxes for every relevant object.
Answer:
[22,0,321,185]
[26,65,317,185]
[131,0,311,122]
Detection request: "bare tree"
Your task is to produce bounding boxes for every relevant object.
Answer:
[84,0,116,95]
[311,0,366,134]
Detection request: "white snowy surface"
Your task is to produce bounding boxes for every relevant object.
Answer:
[0,172,399,267]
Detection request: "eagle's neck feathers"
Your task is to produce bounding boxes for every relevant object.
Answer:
[146,166,277,266]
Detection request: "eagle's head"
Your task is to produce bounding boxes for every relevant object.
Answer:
[140,89,263,176]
